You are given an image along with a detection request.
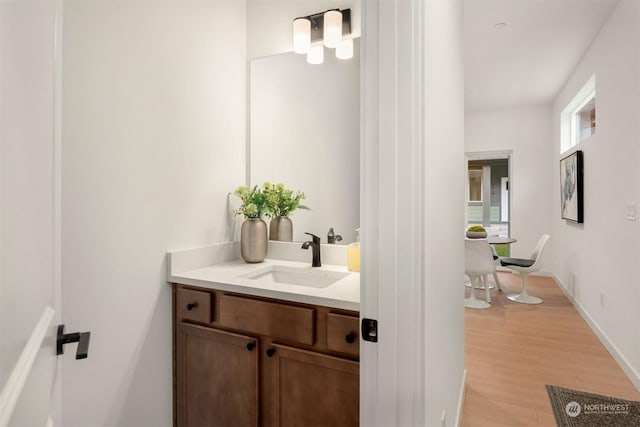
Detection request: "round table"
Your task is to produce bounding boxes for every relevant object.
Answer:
[487,236,517,245]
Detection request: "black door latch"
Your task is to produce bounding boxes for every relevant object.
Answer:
[56,324,91,360]
[361,318,378,342]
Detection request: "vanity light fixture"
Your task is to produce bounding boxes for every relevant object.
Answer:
[307,44,324,65]
[335,38,353,60]
[323,10,342,48]
[293,17,311,54]
[291,8,352,64]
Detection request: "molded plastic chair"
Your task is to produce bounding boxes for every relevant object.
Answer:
[500,234,550,304]
[464,239,496,309]
[465,244,502,292]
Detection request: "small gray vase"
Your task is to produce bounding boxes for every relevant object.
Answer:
[241,218,267,263]
[269,216,293,242]
[466,230,487,239]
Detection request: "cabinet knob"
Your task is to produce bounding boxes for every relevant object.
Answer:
[186,302,198,311]
[345,333,357,344]
[246,342,256,351]
[266,348,276,358]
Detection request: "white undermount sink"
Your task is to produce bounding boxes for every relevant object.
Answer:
[240,265,349,288]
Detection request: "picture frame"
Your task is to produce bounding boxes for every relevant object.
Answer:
[560,150,584,223]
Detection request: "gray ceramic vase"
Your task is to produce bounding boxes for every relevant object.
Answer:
[269,216,293,242]
[466,230,488,239]
[241,218,267,263]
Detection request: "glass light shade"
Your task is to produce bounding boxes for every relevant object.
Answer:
[293,18,311,54]
[307,45,324,64]
[335,38,353,60]
[323,10,342,48]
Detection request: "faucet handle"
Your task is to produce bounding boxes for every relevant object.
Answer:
[304,232,321,244]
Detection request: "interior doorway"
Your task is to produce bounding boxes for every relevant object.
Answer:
[465,151,512,256]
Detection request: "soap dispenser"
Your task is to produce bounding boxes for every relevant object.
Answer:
[327,228,343,244]
[347,228,360,272]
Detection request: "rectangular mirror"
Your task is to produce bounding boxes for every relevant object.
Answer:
[249,40,360,244]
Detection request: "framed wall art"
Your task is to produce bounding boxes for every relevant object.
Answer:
[560,150,584,223]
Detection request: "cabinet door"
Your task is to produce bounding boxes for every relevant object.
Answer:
[176,323,258,427]
[265,344,359,427]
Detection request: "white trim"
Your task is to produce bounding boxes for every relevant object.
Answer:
[0,307,56,427]
[465,150,513,161]
[358,0,380,424]
[553,273,640,391]
[455,370,467,427]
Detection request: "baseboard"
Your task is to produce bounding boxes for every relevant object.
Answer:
[455,369,467,427]
[552,273,640,391]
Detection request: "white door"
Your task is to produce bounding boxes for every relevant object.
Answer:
[0,2,64,426]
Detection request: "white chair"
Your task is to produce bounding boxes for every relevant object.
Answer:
[464,239,496,309]
[500,234,550,304]
[465,243,502,291]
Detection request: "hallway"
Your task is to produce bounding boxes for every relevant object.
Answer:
[461,273,640,426]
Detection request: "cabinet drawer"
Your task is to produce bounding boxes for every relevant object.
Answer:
[176,288,212,323]
[219,294,315,345]
[326,313,359,357]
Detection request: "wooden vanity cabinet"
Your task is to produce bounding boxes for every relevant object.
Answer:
[173,284,359,427]
[175,323,259,427]
[263,344,359,427]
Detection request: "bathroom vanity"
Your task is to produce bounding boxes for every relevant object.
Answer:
[167,242,360,427]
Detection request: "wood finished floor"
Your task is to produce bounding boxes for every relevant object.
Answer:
[461,272,640,427]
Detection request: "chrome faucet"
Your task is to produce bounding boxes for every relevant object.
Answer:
[301,232,321,267]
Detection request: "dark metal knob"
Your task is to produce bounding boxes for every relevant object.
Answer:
[345,333,357,344]
[186,302,198,311]
[266,348,276,358]
[246,342,256,351]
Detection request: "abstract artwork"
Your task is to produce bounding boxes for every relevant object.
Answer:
[560,150,583,223]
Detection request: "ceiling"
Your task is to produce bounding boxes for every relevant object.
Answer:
[464,0,618,112]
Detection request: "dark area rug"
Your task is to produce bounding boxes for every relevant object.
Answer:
[546,384,640,427]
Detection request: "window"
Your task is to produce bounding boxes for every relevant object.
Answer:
[561,74,596,152]
[468,169,482,202]
[576,97,596,141]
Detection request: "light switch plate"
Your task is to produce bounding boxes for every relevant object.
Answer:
[626,203,636,221]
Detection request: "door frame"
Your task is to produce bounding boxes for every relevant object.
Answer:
[464,150,513,237]
[51,1,64,425]
[361,1,466,424]
[360,1,428,425]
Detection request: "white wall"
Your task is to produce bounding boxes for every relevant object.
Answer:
[465,105,554,269]
[423,1,466,425]
[247,0,361,59]
[552,0,640,389]
[0,2,61,426]
[61,1,246,425]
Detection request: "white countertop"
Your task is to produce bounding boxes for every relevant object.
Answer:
[168,256,360,312]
